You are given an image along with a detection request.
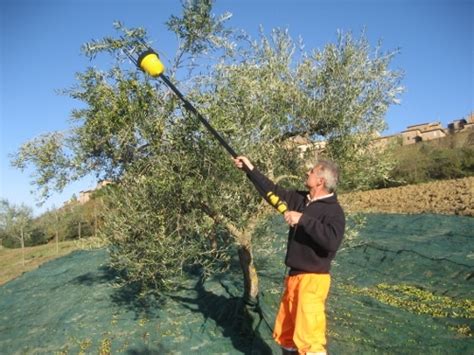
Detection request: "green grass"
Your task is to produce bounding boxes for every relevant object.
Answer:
[0,241,80,285]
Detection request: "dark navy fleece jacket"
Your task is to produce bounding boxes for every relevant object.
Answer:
[248,168,345,274]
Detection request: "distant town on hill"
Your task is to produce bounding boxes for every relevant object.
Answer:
[375,112,474,147]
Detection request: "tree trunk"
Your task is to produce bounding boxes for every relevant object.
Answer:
[223,224,260,306]
[55,230,59,254]
[238,243,259,307]
[20,227,25,266]
[55,212,59,254]
[200,203,263,307]
[94,204,98,238]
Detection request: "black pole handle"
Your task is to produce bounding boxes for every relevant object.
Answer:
[159,74,285,211]
[160,75,239,158]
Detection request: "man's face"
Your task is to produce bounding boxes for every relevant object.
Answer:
[305,165,324,189]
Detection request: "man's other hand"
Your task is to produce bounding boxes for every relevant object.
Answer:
[284,211,302,227]
[233,156,254,171]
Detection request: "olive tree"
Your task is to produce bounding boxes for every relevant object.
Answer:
[12,1,403,303]
[0,199,34,265]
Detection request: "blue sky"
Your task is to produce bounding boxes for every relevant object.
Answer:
[1,0,473,215]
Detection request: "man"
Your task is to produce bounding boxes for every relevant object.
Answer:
[233,156,345,355]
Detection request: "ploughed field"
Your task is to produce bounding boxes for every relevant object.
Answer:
[340,176,473,217]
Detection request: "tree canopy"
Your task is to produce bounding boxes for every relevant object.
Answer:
[12,1,403,295]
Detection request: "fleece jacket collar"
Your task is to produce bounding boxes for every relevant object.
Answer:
[306,193,336,206]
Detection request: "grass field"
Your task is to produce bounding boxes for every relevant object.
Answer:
[0,241,79,286]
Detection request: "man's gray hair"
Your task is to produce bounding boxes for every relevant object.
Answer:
[315,159,340,192]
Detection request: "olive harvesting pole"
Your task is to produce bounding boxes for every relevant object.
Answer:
[127,45,288,214]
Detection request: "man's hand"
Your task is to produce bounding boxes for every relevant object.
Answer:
[284,211,302,227]
[233,156,254,171]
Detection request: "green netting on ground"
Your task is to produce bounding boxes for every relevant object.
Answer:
[0,214,473,354]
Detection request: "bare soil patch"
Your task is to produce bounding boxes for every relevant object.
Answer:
[340,177,473,216]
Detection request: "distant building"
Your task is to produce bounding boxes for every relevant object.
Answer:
[78,180,112,205]
[284,135,327,159]
[294,112,473,152]
[401,124,424,145]
[78,189,93,204]
[420,126,447,142]
[401,122,447,145]
[462,113,474,131]
[448,119,467,133]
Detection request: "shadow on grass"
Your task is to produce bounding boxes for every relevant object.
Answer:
[126,344,168,354]
[70,264,165,319]
[171,275,274,354]
[69,252,274,353]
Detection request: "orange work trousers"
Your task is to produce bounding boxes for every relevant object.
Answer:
[273,273,331,354]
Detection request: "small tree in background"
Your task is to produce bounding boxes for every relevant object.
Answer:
[36,207,62,253]
[0,199,34,265]
[11,1,403,303]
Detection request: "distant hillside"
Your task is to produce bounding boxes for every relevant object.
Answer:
[386,130,474,186]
